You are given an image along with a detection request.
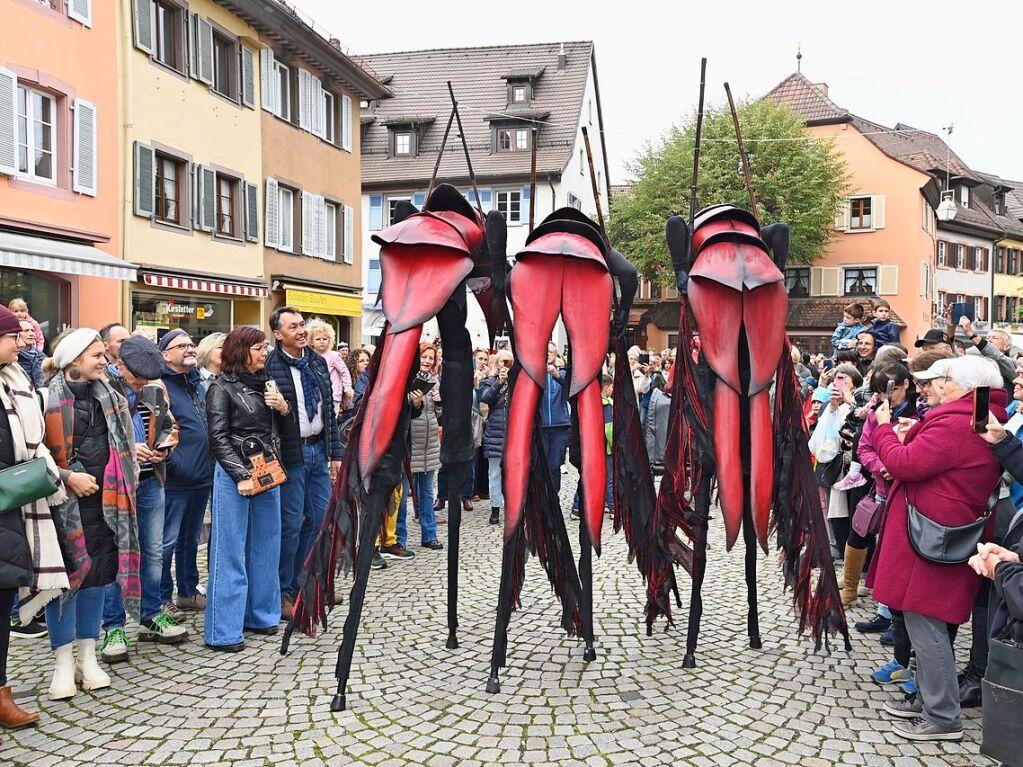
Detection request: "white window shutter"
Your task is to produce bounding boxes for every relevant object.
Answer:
[317,195,328,258]
[809,267,822,297]
[199,167,216,231]
[316,84,327,138]
[132,0,153,54]
[820,267,841,296]
[133,141,155,218]
[298,70,310,131]
[872,195,886,229]
[67,0,92,27]
[343,203,354,264]
[265,178,279,248]
[920,260,931,298]
[244,181,258,242]
[259,48,274,112]
[301,191,313,255]
[72,99,97,196]
[197,17,214,86]
[0,68,17,176]
[341,95,352,152]
[240,47,255,109]
[878,265,898,295]
[834,199,849,231]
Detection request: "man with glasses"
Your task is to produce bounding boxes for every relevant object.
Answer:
[158,330,213,622]
[15,320,43,390]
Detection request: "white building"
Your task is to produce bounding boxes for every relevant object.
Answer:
[358,41,610,349]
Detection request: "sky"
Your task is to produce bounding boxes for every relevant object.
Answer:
[290,0,1023,184]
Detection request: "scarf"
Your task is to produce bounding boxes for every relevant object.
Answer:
[44,372,141,621]
[281,349,321,421]
[0,363,68,622]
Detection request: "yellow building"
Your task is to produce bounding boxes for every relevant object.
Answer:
[121,0,266,340]
[994,237,1023,331]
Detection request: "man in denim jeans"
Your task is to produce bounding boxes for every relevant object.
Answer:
[264,308,343,620]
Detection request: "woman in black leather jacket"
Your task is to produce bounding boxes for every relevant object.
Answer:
[203,327,292,651]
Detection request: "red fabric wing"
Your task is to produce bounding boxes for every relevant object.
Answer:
[743,281,788,394]
[713,380,743,551]
[509,258,564,388]
[575,379,606,554]
[561,260,612,397]
[379,246,474,334]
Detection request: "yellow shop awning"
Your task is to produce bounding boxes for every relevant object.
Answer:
[283,285,362,318]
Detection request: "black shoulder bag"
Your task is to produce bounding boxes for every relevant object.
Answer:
[905,487,998,565]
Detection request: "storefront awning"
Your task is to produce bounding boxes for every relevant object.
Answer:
[0,230,137,281]
[281,284,362,318]
[142,273,269,299]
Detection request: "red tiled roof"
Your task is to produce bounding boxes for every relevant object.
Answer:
[765,73,849,124]
[787,298,907,331]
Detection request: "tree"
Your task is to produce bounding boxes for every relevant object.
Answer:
[608,99,849,283]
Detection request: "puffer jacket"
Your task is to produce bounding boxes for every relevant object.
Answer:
[0,402,31,589]
[479,375,509,459]
[644,387,671,471]
[206,373,293,483]
[409,394,441,473]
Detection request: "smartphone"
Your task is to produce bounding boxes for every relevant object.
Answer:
[264,380,278,395]
[973,385,990,434]
[411,375,436,395]
[952,302,976,325]
[885,380,895,401]
[833,372,848,392]
[638,352,650,365]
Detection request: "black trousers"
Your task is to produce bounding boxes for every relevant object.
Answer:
[0,587,16,687]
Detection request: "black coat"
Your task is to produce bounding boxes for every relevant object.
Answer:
[264,348,342,468]
[206,373,291,483]
[479,376,508,459]
[0,403,32,589]
[989,435,1023,643]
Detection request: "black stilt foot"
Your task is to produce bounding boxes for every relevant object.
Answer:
[583,645,597,662]
[446,632,458,650]
[486,673,501,694]
[682,653,697,669]
[330,693,347,712]
[749,636,762,650]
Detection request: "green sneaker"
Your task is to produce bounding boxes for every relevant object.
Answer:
[139,612,188,645]
[100,627,130,663]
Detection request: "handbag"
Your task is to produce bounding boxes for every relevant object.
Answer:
[905,488,997,565]
[852,493,885,538]
[981,633,1023,765]
[241,437,287,495]
[0,457,58,513]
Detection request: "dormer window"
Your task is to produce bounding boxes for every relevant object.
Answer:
[395,132,411,156]
[512,85,527,104]
[497,128,530,152]
[960,185,970,209]
[995,193,1004,215]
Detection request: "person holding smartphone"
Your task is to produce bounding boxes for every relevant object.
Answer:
[480,350,514,526]
[409,343,443,549]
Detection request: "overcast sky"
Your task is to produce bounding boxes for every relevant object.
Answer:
[291,0,1023,184]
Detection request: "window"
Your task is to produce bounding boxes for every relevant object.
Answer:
[497,190,522,224]
[849,197,872,230]
[995,193,1004,215]
[960,185,970,209]
[843,267,877,296]
[395,132,411,155]
[154,154,184,224]
[216,174,237,237]
[956,244,966,269]
[212,31,238,100]
[512,85,526,103]
[16,85,55,183]
[785,267,810,298]
[274,61,290,120]
[388,196,411,225]
[579,149,584,175]
[566,192,582,210]
[997,247,1005,274]
[322,90,335,143]
[516,129,529,150]
[278,186,293,251]
[325,201,338,260]
[650,283,662,300]
[937,241,946,267]
[153,1,184,72]
[1010,249,1019,275]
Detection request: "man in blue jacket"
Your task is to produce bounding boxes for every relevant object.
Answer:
[541,343,571,496]
[265,307,343,619]
[159,329,214,617]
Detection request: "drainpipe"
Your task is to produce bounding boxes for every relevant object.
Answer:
[119,0,135,328]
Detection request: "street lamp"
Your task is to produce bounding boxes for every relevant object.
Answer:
[936,124,957,222]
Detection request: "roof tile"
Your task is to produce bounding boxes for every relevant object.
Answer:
[765,73,848,124]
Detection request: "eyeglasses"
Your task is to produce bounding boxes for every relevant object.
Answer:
[250,343,271,352]
[166,342,196,352]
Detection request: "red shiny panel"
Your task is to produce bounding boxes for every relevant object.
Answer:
[690,241,782,291]
[691,218,760,252]
[433,210,484,255]
[509,257,564,388]
[503,374,543,542]
[561,260,612,397]
[519,232,607,269]
[713,381,744,551]
[749,389,774,553]
[575,379,606,554]
[688,277,741,392]
[743,281,788,394]
[379,246,474,334]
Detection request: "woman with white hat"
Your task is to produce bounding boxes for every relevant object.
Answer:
[40,328,139,700]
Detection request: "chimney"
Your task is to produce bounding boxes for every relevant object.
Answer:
[328,37,341,50]
[814,82,829,97]
[557,43,567,72]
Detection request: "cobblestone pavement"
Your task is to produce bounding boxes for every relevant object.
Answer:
[5,469,994,766]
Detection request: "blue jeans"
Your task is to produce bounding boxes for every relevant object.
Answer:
[103,476,165,627]
[162,485,211,602]
[46,586,104,650]
[541,426,570,495]
[396,474,410,548]
[437,462,475,502]
[204,464,281,646]
[413,470,438,544]
[488,457,504,509]
[278,441,331,598]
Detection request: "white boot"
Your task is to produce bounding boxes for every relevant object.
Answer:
[48,643,77,701]
[74,639,111,692]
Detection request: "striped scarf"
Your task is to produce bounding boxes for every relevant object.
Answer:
[0,363,68,622]
[45,373,141,621]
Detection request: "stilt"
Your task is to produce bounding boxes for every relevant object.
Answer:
[742,497,762,649]
[446,462,468,649]
[683,476,712,669]
[487,529,523,694]
[578,486,596,662]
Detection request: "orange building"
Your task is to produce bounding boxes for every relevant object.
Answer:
[0,0,131,342]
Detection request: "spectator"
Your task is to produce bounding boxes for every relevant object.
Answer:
[959,316,1016,394]
[867,299,901,346]
[0,306,66,727]
[15,320,43,390]
[347,347,371,420]
[831,302,865,352]
[913,329,953,355]
[265,308,342,619]
[98,323,130,364]
[204,327,291,651]
[541,343,572,496]
[480,350,512,526]
[195,332,226,395]
[410,342,443,549]
[42,329,139,700]
[7,299,43,352]
[307,319,352,418]
[853,332,876,378]
[870,356,1005,741]
[644,373,671,474]
[159,330,213,619]
[100,337,184,663]
[600,374,614,511]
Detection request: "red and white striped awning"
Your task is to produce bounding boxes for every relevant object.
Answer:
[141,274,269,299]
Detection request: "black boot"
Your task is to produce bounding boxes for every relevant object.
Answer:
[489,507,500,525]
[958,667,983,708]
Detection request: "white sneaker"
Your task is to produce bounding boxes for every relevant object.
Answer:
[48,643,77,700]
[139,612,188,644]
[99,627,130,663]
[75,638,111,691]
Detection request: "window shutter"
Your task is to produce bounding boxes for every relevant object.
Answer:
[479,189,493,213]
[133,141,155,218]
[0,68,17,176]
[244,181,258,242]
[67,0,92,27]
[297,69,310,131]
[264,178,279,248]
[919,260,931,298]
[301,191,314,256]
[412,192,426,209]
[199,167,216,232]
[196,17,214,86]
[369,194,383,231]
[343,203,354,264]
[983,297,989,322]
[834,199,850,231]
[72,98,97,196]
[315,195,327,258]
[522,185,531,213]
[809,267,822,297]
[259,48,276,113]
[315,83,326,138]
[132,0,153,54]
[981,247,989,272]
[820,267,841,296]
[878,265,898,295]
[872,195,885,229]
[341,95,352,152]
[240,47,255,109]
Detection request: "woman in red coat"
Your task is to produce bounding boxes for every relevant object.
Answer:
[870,355,1005,742]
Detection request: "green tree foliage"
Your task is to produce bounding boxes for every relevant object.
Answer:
[608,99,849,283]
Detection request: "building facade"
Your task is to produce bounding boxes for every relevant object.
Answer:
[0,0,131,342]
[357,41,610,348]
